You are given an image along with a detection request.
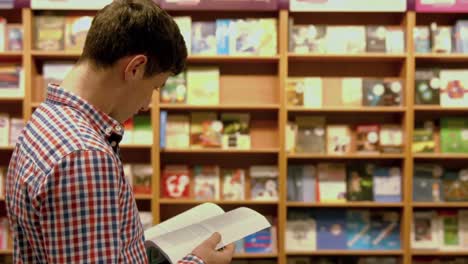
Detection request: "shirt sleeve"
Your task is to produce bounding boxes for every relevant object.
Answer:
[178,254,205,264]
[40,150,127,263]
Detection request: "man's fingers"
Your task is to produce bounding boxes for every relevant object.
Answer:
[219,243,235,257]
[204,232,222,249]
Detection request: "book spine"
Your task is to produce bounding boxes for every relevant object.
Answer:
[160,111,167,149]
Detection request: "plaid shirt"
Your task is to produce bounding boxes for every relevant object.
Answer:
[6,85,204,264]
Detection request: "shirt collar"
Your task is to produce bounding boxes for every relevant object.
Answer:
[45,84,124,141]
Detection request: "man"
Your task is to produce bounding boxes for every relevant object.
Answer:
[5,0,234,263]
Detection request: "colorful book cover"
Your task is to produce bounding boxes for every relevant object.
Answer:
[191,21,216,55]
[366,26,387,52]
[382,79,403,106]
[317,163,347,203]
[326,125,351,155]
[412,211,440,249]
[222,168,245,200]
[415,69,441,105]
[295,116,326,154]
[193,165,220,200]
[347,163,374,202]
[250,166,279,201]
[438,210,461,250]
[133,115,152,145]
[65,16,92,51]
[412,121,435,153]
[440,117,468,153]
[346,210,371,250]
[173,16,191,54]
[165,114,190,149]
[373,166,402,202]
[216,19,230,55]
[289,24,327,54]
[356,124,380,154]
[287,78,305,106]
[316,210,347,250]
[9,118,24,146]
[370,211,401,250]
[6,24,23,51]
[362,79,386,106]
[413,26,431,53]
[413,164,443,202]
[121,118,134,145]
[244,226,274,253]
[286,210,316,251]
[379,125,403,153]
[287,165,316,202]
[439,70,468,107]
[35,15,65,51]
[229,18,277,56]
[221,113,250,150]
[190,112,222,149]
[443,169,468,202]
[341,78,363,107]
[0,114,9,146]
[132,164,152,195]
[431,24,452,53]
[186,67,220,105]
[385,26,405,53]
[160,72,187,104]
[0,65,23,98]
[161,165,191,199]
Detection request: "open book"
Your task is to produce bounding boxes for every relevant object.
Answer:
[144,203,271,264]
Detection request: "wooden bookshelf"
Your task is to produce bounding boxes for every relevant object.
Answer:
[414,105,468,112]
[415,53,468,62]
[160,104,280,111]
[0,51,23,59]
[286,202,404,208]
[0,249,13,255]
[161,148,279,154]
[287,153,405,160]
[412,250,468,256]
[288,53,407,62]
[159,199,278,205]
[413,153,468,159]
[413,202,468,208]
[286,250,404,256]
[134,194,153,200]
[233,253,278,259]
[188,55,280,63]
[287,106,406,113]
[0,146,14,151]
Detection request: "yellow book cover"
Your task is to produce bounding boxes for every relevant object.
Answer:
[187,67,220,105]
[65,16,93,51]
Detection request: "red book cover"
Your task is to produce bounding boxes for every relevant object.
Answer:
[162,165,191,199]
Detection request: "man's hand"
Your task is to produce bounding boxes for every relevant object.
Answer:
[191,232,235,264]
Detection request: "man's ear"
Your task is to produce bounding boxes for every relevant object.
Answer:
[124,55,148,81]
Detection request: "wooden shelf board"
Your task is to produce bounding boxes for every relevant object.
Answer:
[233,253,278,259]
[188,55,280,63]
[0,51,23,58]
[288,106,405,113]
[0,249,12,255]
[414,105,468,112]
[288,53,406,62]
[0,97,23,102]
[160,104,280,111]
[413,153,468,159]
[288,153,404,159]
[31,102,41,108]
[120,144,152,149]
[0,146,14,151]
[159,199,278,205]
[162,149,279,154]
[413,202,468,208]
[415,53,468,62]
[412,250,468,256]
[287,202,403,208]
[32,50,81,59]
[286,250,404,256]
[134,194,152,200]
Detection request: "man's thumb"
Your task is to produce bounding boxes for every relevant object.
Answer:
[205,232,221,248]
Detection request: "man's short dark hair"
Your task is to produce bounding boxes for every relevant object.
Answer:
[80,0,187,77]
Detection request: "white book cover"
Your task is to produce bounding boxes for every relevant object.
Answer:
[194,166,220,200]
[32,0,113,10]
[285,218,316,252]
[411,211,439,249]
[144,203,271,264]
[173,16,192,55]
[286,122,297,153]
[342,78,363,107]
[317,163,347,202]
[439,70,468,107]
[0,114,9,146]
[303,77,322,108]
[290,0,406,12]
[386,28,405,53]
[325,26,348,53]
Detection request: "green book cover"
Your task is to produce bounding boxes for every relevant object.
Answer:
[347,163,373,201]
[160,72,187,104]
[133,115,152,145]
[440,211,460,248]
[412,121,435,153]
[441,118,468,153]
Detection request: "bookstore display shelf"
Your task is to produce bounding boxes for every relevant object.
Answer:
[0,97,23,102]
[412,251,468,256]
[31,50,81,59]
[414,105,468,113]
[233,253,278,259]
[0,146,14,151]
[287,106,406,113]
[412,202,468,208]
[187,55,280,63]
[134,194,152,200]
[413,153,468,160]
[0,51,23,59]
[288,53,406,62]
[286,202,404,208]
[159,199,278,205]
[287,153,405,160]
[119,144,152,149]
[161,149,279,154]
[0,250,12,255]
[286,250,404,256]
[415,53,468,62]
[160,104,280,111]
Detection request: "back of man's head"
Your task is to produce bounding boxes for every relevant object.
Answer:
[80,0,187,77]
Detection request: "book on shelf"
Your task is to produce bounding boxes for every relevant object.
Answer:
[287,165,316,202]
[186,67,220,105]
[454,20,468,54]
[366,26,387,53]
[161,165,191,199]
[373,166,401,203]
[286,122,297,153]
[190,112,222,149]
[160,71,187,104]
[413,26,431,54]
[65,16,92,51]
[144,203,271,264]
[250,166,278,201]
[133,115,152,145]
[440,117,468,153]
[0,114,9,146]
[459,210,468,249]
[370,211,400,250]
[0,17,5,52]
[132,164,152,195]
[34,15,65,51]
[289,22,326,54]
[229,18,277,56]
[438,210,461,250]
[317,163,347,203]
[286,77,322,108]
[413,164,443,202]
[326,26,366,54]
[415,69,441,105]
[347,163,373,202]
[442,169,468,202]
[9,118,24,146]
[286,209,316,251]
[356,124,380,154]
[193,165,220,200]
[431,23,452,53]
[174,16,191,55]
[341,78,363,107]
[316,210,347,250]
[159,113,165,148]
[412,211,440,250]
[244,217,276,253]
[0,65,23,98]
[221,168,245,201]
[165,114,190,149]
[123,164,133,187]
[379,125,403,153]
[295,116,326,154]
[326,125,351,155]
[191,21,216,55]
[439,70,468,107]
[322,78,343,107]
[221,113,250,150]
[385,27,405,54]
[412,121,436,153]
[362,79,386,107]
[382,79,403,106]
[346,210,371,250]
[6,24,23,51]
[215,19,230,55]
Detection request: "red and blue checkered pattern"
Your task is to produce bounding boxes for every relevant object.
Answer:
[5,85,203,264]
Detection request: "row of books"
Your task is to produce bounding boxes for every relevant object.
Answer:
[160,67,219,105]
[161,165,278,201]
[414,258,468,264]
[35,15,92,51]
[123,164,153,195]
[160,111,251,150]
[288,163,401,203]
[287,118,403,155]
[287,77,402,108]
[286,209,401,251]
[287,257,398,264]
[289,23,405,54]
[414,21,468,54]
[120,116,152,146]
[413,118,468,154]
[234,219,277,254]
[415,69,468,107]
[173,17,277,56]
[412,210,468,250]
[0,114,24,147]
[0,18,22,51]
[414,164,468,202]
[0,65,23,98]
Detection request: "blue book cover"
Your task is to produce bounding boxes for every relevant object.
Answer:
[316,210,347,250]
[159,111,167,149]
[216,19,230,55]
[373,166,401,202]
[370,212,401,250]
[191,21,216,55]
[244,227,273,253]
[346,210,371,250]
[302,165,316,202]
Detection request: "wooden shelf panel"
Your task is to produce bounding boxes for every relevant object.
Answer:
[414,105,468,112]
[134,194,152,200]
[159,199,278,205]
[288,53,406,62]
[288,153,404,160]
[286,250,404,256]
[288,106,406,113]
[32,50,81,59]
[287,202,403,208]
[413,202,468,208]
[160,104,280,111]
[119,144,152,149]
[412,250,468,256]
[162,149,279,154]
[0,146,14,151]
[413,153,468,160]
[415,53,468,62]
[0,51,23,59]
[0,97,23,102]
[0,249,12,255]
[188,55,280,63]
[233,253,278,259]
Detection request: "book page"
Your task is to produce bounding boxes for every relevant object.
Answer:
[144,203,224,240]
[147,206,271,264]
